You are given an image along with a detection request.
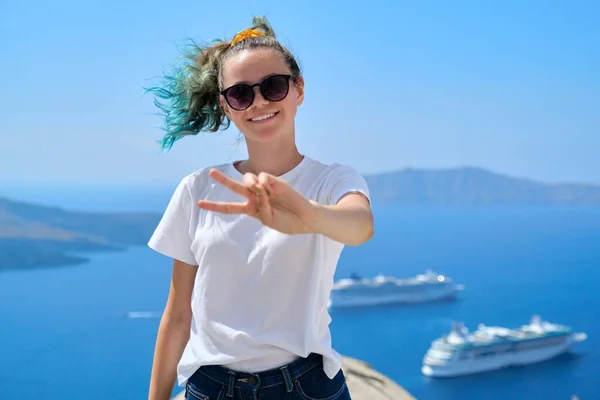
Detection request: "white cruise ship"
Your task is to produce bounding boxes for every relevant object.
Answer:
[422,315,587,378]
[328,271,464,308]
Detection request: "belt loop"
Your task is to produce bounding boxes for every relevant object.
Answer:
[227,370,236,398]
[279,365,293,393]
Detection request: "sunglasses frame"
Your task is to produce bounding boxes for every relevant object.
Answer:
[220,74,296,111]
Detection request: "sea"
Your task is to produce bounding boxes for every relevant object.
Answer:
[1,185,599,400]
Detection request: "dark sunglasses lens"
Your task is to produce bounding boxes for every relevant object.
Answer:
[262,75,289,101]
[226,85,254,110]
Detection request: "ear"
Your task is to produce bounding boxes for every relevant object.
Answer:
[294,76,305,106]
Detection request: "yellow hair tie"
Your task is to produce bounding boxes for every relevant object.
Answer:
[230,28,265,47]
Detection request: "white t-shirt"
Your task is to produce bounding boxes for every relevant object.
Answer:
[147,156,370,386]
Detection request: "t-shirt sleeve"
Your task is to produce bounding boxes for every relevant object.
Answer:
[147,175,198,265]
[326,164,371,206]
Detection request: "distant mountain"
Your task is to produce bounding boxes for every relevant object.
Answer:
[2,166,599,271]
[0,197,161,271]
[364,167,600,206]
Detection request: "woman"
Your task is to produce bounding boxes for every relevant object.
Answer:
[146,16,374,400]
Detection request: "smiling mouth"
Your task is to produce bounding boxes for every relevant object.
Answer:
[249,112,278,122]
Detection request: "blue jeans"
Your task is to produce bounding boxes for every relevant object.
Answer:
[184,352,351,400]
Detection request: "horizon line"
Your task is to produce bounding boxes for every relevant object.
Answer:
[1,164,599,187]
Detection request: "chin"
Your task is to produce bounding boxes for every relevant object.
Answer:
[243,122,289,143]
[245,127,282,143]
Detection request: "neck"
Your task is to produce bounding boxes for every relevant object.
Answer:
[238,134,303,177]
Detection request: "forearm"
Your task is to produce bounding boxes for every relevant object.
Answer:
[310,198,374,246]
[148,313,191,400]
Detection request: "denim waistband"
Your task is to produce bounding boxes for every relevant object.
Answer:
[191,352,323,394]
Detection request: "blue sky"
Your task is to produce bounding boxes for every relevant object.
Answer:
[1,0,598,186]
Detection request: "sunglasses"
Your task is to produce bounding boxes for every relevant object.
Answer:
[220,74,296,111]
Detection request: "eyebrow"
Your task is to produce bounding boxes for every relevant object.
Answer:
[230,72,288,86]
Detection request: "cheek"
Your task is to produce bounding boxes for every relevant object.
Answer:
[282,95,299,115]
[279,88,299,110]
[228,110,248,125]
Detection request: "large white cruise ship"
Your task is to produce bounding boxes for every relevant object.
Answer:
[328,271,464,308]
[421,315,587,378]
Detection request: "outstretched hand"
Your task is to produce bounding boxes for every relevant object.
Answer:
[197,169,319,235]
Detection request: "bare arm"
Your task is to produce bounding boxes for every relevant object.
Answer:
[311,193,374,246]
[148,259,198,400]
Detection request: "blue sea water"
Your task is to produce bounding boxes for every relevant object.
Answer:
[1,187,599,400]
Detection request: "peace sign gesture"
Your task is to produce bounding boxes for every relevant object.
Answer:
[197,168,319,235]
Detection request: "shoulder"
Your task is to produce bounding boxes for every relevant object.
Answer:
[304,157,365,182]
[302,157,362,179]
[302,157,369,205]
[177,162,233,195]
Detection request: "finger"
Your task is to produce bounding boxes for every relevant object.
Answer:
[208,169,253,199]
[197,200,248,214]
[258,172,275,196]
[243,173,260,194]
[256,184,273,224]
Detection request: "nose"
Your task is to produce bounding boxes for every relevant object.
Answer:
[251,86,269,108]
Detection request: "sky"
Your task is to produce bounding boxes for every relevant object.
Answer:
[1,0,599,186]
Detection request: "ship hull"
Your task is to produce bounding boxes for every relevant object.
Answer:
[329,284,461,308]
[422,334,584,378]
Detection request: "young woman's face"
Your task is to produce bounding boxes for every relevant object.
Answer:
[220,48,304,143]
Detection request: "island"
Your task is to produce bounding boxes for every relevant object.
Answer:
[0,196,161,271]
[364,166,600,206]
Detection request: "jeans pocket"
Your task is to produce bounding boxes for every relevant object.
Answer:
[185,384,209,400]
[293,367,349,400]
[185,377,227,400]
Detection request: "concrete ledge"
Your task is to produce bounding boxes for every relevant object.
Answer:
[172,355,415,400]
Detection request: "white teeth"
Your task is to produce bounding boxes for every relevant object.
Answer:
[250,113,275,122]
